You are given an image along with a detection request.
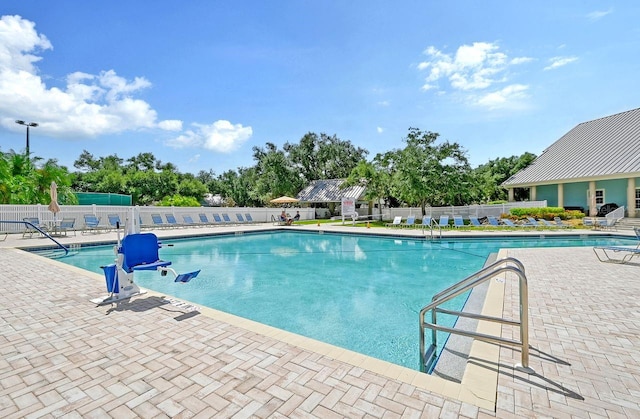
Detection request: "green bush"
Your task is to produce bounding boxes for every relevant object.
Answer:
[509,207,574,220]
[159,195,201,207]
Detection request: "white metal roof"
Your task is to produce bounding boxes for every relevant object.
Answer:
[503,107,640,187]
[296,179,366,202]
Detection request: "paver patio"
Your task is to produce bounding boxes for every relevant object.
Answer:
[1,225,639,417]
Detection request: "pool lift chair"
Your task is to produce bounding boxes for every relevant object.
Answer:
[92,214,200,305]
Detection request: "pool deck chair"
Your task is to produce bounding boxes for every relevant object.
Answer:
[165,214,181,228]
[402,215,416,228]
[554,217,570,228]
[108,214,122,231]
[593,227,640,264]
[151,214,167,229]
[469,216,483,227]
[212,213,224,224]
[539,219,559,228]
[438,215,450,228]
[236,213,246,224]
[221,213,235,224]
[245,213,258,224]
[487,216,503,227]
[82,214,104,234]
[22,217,46,238]
[198,213,216,226]
[182,214,198,226]
[386,216,402,227]
[501,219,524,228]
[453,216,465,228]
[93,232,201,305]
[420,216,432,229]
[525,217,544,228]
[56,218,76,236]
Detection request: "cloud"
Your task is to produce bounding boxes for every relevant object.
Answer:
[376,127,384,134]
[544,56,578,71]
[166,120,252,153]
[418,42,531,92]
[475,84,529,110]
[586,9,613,21]
[0,14,250,153]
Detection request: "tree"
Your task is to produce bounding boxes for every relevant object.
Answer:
[284,132,368,183]
[0,150,76,204]
[344,157,393,218]
[473,153,536,202]
[252,142,302,204]
[392,128,473,214]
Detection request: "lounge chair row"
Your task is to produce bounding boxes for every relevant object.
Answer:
[593,227,640,264]
[386,215,572,229]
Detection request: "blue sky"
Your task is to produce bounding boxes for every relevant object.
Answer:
[1,1,639,175]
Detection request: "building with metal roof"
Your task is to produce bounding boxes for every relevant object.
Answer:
[502,107,640,217]
[296,179,366,203]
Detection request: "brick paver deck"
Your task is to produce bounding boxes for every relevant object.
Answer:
[1,226,639,417]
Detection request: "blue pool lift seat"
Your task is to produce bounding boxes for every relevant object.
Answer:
[120,233,172,273]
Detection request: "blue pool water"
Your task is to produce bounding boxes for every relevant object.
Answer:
[54,231,636,370]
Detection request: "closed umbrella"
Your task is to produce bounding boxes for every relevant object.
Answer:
[48,181,61,217]
[270,196,300,204]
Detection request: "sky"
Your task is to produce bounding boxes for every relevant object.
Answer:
[1,1,639,176]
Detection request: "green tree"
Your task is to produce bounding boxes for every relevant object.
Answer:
[473,153,536,202]
[0,150,76,204]
[252,142,301,204]
[284,132,368,183]
[392,128,473,214]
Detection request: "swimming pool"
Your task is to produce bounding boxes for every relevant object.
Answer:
[53,231,637,371]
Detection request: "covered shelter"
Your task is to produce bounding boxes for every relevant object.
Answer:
[296,179,368,218]
[502,108,640,218]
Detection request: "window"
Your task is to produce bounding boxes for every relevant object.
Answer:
[595,189,604,205]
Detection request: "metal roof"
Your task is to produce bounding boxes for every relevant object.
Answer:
[503,107,640,187]
[296,179,366,203]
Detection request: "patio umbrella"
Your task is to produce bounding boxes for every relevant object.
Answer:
[270,196,300,204]
[47,181,61,218]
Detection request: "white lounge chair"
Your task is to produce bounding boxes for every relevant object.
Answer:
[386,216,402,227]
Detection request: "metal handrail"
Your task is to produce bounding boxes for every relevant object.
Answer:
[419,257,532,373]
[426,217,441,239]
[2,220,69,255]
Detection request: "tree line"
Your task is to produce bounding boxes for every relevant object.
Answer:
[0,128,535,208]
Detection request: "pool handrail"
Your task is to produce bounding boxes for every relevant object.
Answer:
[419,256,532,374]
[2,220,69,255]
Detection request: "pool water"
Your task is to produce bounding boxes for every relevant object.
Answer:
[55,231,636,370]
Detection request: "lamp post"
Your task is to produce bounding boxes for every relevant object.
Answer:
[15,120,39,156]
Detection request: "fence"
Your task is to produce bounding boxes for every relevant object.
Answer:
[359,201,548,221]
[0,205,315,234]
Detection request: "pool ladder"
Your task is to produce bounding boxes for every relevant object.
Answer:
[419,257,533,374]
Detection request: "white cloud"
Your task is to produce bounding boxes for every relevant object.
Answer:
[475,84,529,110]
[158,120,183,131]
[544,56,578,71]
[376,127,383,134]
[166,120,253,153]
[418,42,531,92]
[377,100,390,106]
[0,14,246,151]
[586,9,613,21]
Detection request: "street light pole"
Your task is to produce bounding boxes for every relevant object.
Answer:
[15,120,39,156]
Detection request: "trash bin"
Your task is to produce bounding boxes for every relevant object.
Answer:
[101,264,118,293]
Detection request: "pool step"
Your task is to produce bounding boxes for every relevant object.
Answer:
[423,343,438,372]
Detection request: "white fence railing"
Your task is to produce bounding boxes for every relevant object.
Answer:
[1,201,549,234]
[359,201,548,220]
[0,205,315,234]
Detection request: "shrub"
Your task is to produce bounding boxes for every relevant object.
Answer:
[509,207,572,220]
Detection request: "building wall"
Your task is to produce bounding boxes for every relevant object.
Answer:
[595,179,627,206]
[563,181,589,210]
[537,185,558,206]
